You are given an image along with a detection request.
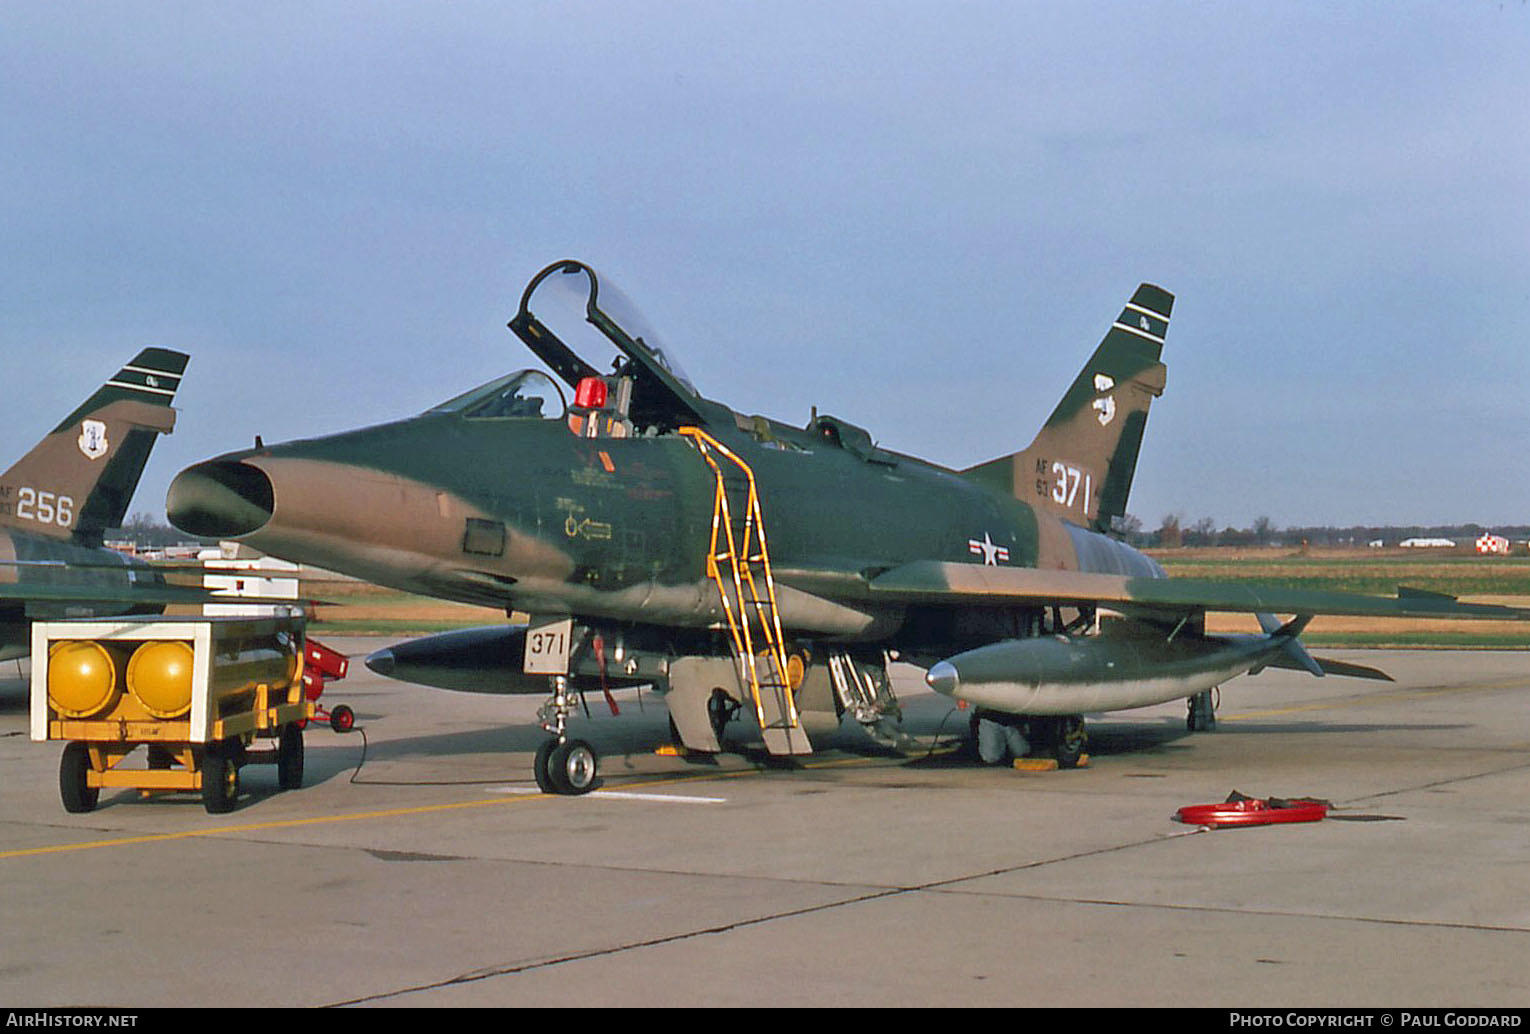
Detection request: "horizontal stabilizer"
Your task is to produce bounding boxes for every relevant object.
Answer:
[1263,652,1393,682]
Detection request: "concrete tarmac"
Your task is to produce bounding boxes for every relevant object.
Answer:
[2,641,1529,1008]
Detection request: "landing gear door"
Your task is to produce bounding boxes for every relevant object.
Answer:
[523,615,574,675]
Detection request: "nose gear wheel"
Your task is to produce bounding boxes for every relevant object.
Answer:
[535,737,599,795]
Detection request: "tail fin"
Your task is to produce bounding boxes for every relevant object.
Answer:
[963,284,1171,532]
[0,348,189,544]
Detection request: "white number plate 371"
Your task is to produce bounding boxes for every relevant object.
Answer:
[523,615,574,675]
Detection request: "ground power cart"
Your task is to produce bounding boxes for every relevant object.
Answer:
[31,614,318,814]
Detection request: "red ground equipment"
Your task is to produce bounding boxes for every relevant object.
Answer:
[303,638,354,732]
[1175,791,1330,828]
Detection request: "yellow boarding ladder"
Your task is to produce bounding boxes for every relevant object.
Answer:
[678,426,810,756]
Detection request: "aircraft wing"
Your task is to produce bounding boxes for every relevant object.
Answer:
[0,559,210,573]
[851,560,1530,622]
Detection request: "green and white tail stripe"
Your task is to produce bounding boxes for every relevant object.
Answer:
[108,355,185,398]
[1114,297,1170,344]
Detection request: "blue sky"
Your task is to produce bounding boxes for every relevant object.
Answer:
[3,2,1527,530]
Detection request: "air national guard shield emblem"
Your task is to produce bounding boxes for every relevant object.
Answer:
[77,419,109,460]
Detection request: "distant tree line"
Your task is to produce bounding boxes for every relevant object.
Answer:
[110,513,207,548]
[1119,515,1530,550]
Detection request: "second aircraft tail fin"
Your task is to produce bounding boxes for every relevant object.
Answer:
[0,348,189,544]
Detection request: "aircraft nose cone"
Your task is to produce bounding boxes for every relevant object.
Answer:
[166,460,275,538]
[364,647,396,677]
[926,660,960,697]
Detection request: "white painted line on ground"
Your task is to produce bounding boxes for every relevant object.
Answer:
[486,786,726,804]
[592,790,727,804]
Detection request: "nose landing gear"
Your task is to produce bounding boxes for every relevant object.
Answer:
[534,674,601,795]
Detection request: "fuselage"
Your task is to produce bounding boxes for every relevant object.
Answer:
[167,398,1163,652]
[0,528,162,660]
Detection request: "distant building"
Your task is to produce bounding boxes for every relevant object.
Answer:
[199,541,300,617]
[1476,533,1511,555]
[1399,537,1456,548]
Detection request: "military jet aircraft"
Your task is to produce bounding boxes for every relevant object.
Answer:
[1,348,210,661]
[166,260,1529,793]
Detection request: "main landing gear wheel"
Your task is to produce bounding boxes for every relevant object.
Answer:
[1045,715,1087,769]
[534,738,600,795]
[1187,690,1217,732]
[708,689,740,742]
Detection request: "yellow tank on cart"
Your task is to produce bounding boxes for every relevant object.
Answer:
[30,613,311,814]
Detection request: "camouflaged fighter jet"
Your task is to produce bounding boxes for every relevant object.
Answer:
[0,349,212,661]
[166,260,1529,794]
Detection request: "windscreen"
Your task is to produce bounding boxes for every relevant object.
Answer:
[428,369,566,420]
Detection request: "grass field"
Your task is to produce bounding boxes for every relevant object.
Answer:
[298,547,1530,648]
[1151,546,1530,648]
[1150,546,1530,596]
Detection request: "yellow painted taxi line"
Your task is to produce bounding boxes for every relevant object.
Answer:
[0,755,895,862]
[0,793,561,861]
